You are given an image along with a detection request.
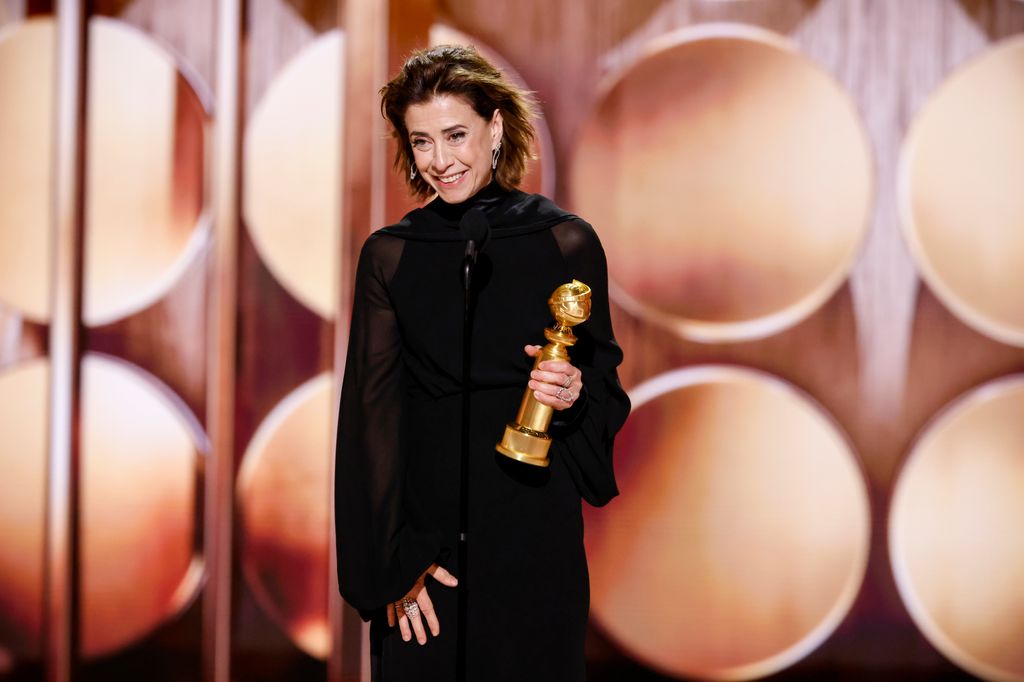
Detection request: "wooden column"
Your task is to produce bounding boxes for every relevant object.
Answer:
[203,1,243,681]
[45,1,87,680]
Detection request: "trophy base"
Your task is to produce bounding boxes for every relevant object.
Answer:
[495,424,551,467]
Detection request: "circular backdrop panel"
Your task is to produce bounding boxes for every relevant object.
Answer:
[244,31,344,321]
[0,17,209,326]
[571,25,872,342]
[900,36,1024,346]
[585,366,870,680]
[0,355,203,659]
[237,373,333,659]
[890,376,1024,682]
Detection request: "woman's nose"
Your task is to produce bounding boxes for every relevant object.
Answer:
[431,145,450,171]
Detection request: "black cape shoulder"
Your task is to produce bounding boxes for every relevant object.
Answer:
[378,186,578,242]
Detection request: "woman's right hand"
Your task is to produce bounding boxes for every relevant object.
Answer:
[386,563,458,645]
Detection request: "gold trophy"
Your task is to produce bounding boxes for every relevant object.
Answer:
[496,279,592,467]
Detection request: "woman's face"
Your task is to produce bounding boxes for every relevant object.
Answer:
[404,94,503,204]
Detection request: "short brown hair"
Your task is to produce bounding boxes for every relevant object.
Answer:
[380,44,537,200]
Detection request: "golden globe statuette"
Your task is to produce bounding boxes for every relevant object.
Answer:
[496,280,592,467]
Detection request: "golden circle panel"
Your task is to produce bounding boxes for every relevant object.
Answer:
[570,25,872,342]
[585,366,870,679]
[84,17,208,325]
[900,37,1024,346]
[0,17,208,325]
[244,31,343,320]
[0,355,203,660]
[0,20,54,321]
[890,377,1024,681]
[237,373,333,659]
[0,359,47,658]
[79,354,204,657]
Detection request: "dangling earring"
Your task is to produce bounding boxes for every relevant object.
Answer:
[491,141,501,170]
[410,164,417,180]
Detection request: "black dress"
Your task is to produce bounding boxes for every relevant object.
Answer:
[334,182,630,681]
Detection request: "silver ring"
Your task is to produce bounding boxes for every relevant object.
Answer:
[401,596,420,619]
[556,387,573,403]
[562,373,573,388]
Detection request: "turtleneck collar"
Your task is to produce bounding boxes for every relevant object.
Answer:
[421,179,512,224]
[379,180,578,242]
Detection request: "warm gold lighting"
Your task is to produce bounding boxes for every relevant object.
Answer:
[900,36,1024,346]
[570,25,872,342]
[237,374,333,659]
[244,31,344,320]
[0,19,55,322]
[891,377,1024,682]
[0,356,203,659]
[0,17,208,326]
[0,360,47,658]
[585,366,870,680]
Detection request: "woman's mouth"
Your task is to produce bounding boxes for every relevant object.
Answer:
[436,171,467,185]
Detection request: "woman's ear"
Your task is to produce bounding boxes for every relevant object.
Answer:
[490,110,504,147]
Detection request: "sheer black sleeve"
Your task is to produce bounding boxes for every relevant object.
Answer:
[334,233,443,615]
[549,219,631,507]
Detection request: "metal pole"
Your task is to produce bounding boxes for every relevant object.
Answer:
[203,1,242,680]
[45,1,87,680]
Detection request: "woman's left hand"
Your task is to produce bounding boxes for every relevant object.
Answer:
[525,345,582,411]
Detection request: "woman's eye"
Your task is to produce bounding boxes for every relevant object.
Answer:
[449,131,466,143]
[411,139,430,150]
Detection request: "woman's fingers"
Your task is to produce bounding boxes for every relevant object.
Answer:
[533,388,572,410]
[427,563,458,587]
[531,367,576,388]
[531,383,577,410]
[407,603,428,645]
[389,564,458,645]
[536,359,576,377]
[418,589,441,637]
[525,358,582,411]
[396,604,412,642]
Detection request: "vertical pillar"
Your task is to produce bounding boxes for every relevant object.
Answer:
[45,1,87,680]
[203,1,243,681]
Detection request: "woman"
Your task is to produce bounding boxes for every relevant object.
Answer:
[335,44,630,681]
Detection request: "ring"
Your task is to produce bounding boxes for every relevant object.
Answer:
[556,387,573,403]
[562,373,573,388]
[401,596,420,619]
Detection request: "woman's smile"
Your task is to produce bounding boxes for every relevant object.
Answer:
[436,170,467,185]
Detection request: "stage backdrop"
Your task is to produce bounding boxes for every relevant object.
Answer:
[1,0,1023,680]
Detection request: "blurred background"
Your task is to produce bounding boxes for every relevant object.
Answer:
[1,0,1023,680]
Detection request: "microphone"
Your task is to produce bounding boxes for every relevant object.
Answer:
[460,208,490,291]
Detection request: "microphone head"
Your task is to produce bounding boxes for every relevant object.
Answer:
[460,208,490,250]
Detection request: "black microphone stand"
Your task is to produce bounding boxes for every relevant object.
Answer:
[455,207,487,681]
[456,244,476,682]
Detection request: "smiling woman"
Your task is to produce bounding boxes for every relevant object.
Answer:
[335,45,630,682]
[378,44,537,201]
[404,95,502,204]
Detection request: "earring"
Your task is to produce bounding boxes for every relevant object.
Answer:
[491,141,501,170]
[410,165,417,180]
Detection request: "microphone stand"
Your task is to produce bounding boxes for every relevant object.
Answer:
[457,245,476,682]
